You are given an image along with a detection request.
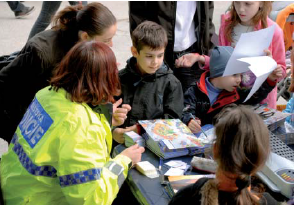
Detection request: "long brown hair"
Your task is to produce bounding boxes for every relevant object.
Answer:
[52,2,116,37]
[50,41,121,105]
[213,104,270,205]
[225,1,272,43]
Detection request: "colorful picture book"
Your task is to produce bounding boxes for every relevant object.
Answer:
[164,174,215,198]
[138,119,209,159]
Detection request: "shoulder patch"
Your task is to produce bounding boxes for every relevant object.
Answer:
[19,98,53,148]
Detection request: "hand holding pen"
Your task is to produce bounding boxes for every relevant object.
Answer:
[188,113,207,137]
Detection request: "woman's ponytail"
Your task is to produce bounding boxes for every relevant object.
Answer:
[52,4,83,31]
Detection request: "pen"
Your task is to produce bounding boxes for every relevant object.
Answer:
[159,158,162,174]
[189,113,208,137]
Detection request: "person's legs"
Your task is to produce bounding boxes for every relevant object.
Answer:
[172,43,203,93]
[173,64,202,93]
[28,2,62,40]
[7,1,34,19]
[69,1,88,6]
[6,1,25,12]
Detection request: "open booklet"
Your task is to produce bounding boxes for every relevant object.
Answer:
[139,119,211,159]
[223,24,277,102]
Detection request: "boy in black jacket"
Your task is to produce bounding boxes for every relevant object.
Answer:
[113,21,184,143]
[182,46,282,133]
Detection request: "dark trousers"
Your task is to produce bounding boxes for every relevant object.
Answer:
[170,42,204,93]
[7,1,25,12]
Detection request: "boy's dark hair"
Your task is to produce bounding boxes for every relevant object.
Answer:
[131,21,168,53]
[213,104,270,205]
[52,2,116,38]
[50,41,121,105]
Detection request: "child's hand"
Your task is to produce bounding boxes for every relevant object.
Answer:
[112,98,131,126]
[175,53,205,68]
[264,49,272,58]
[188,119,202,133]
[268,65,283,82]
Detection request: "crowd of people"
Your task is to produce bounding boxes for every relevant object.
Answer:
[0,1,293,205]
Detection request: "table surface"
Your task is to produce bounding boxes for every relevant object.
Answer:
[113,144,196,205]
[114,142,292,205]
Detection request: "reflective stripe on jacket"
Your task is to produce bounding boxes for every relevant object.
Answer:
[1,86,131,205]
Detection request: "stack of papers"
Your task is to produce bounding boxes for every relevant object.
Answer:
[135,161,159,178]
[139,119,208,159]
[124,131,145,147]
[164,160,190,176]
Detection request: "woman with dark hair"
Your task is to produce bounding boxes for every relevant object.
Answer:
[0,2,126,143]
[0,41,145,205]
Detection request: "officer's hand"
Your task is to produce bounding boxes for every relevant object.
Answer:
[112,125,137,144]
[121,144,145,166]
[112,98,131,126]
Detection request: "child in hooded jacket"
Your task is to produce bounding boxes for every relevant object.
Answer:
[175,1,286,109]
[182,46,279,134]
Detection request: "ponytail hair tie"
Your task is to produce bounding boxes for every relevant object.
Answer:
[236,175,251,191]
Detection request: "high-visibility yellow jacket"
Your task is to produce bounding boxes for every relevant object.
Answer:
[0,86,131,205]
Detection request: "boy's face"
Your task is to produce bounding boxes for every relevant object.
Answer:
[214,74,242,92]
[131,46,165,75]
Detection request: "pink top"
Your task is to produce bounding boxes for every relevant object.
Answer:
[217,13,287,109]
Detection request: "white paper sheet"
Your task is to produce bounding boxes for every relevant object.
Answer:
[238,56,277,102]
[223,24,276,77]
[221,25,277,102]
[164,167,185,176]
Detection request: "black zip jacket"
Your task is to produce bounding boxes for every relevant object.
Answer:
[0,29,79,142]
[118,57,184,128]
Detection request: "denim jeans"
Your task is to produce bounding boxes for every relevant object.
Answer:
[28,1,87,40]
[7,1,25,12]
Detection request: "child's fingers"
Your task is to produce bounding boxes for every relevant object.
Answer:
[121,104,131,112]
[264,49,272,57]
[190,120,201,132]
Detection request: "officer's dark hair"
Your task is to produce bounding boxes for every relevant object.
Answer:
[50,41,121,105]
[52,2,116,38]
[131,21,168,53]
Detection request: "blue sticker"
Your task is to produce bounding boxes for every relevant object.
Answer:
[19,98,53,148]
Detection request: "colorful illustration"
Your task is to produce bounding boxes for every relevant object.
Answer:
[139,119,205,149]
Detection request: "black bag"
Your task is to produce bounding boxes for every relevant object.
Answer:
[0,51,20,71]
